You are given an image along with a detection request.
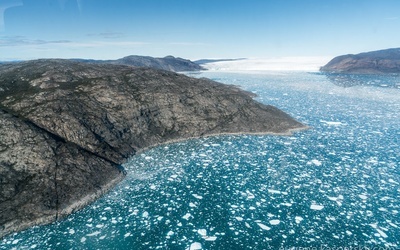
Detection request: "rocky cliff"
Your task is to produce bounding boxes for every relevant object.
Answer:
[320,48,400,74]
[0,59,306,238]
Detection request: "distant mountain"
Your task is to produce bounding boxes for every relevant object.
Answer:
[320,48,400,74]
[74,55,205,72]
[1,56,204,72]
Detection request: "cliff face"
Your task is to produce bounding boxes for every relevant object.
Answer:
[320,48,400,74]
[0,59,306,238]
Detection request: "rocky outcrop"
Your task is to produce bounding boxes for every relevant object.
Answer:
[75,55,204,72]
[320,48,400,74]
[0,59,306,238]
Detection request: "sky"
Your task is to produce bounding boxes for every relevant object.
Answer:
[0,0,399,62]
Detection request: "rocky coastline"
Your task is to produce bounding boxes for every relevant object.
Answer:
[0,59,307,238]
[320,48,400,74]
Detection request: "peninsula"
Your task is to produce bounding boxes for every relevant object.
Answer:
[0,59,306,238]
[320,48,400,74]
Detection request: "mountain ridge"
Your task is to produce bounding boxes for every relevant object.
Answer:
[73,55,205,72]
[0,55,205,72]
[320,48,400,74]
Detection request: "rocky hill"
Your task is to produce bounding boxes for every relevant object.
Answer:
[320,48,400,74]
[0,59,306,238]
[75,55,204,72]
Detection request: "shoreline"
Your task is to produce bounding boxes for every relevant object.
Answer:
[135,125,311,155]
[1,125,309,239]
[0,172,125,239]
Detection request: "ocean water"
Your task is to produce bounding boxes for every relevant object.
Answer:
[1,71,399,250]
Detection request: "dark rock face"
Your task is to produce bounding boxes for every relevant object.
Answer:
[320,48,400,74]
[0,59,306,238]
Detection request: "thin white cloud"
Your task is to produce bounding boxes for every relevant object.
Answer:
[0,37,149,48]
[0,0,23,31]
[0,36,71,46]
[65,41,150,48]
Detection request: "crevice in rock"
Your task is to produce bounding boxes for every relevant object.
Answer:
[54,156,59,221]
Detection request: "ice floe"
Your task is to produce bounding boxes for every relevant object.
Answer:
[310,204,324,210]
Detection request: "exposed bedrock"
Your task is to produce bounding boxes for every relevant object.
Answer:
[0,59,306,238]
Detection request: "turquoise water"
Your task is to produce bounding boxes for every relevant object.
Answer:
[1,71,399,249]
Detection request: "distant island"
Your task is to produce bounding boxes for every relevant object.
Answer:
[320,48,400,74]
[0,59,307,238]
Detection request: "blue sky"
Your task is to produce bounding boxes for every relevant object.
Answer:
[0,0,399,61]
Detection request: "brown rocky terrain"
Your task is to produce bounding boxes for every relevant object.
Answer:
[0,59,306,238]
[320,48,400,74]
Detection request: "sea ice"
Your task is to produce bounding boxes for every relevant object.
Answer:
[270,219,280,225]
[257,223,271,231]
[310,204,324,210]
[310,159,322,166]
[87,231,101,237]
[376,228,388,238]
[192,194,203,199]
[204,236,217,241]
[320,120,344,126]
[267,189,287,195]
[197,229,207,236]
[246,190,255,199]
[189,242,202,250]
[295,216,304,224]
[182,213,192,220]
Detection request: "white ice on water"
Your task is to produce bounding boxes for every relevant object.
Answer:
[2,71,399,250]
